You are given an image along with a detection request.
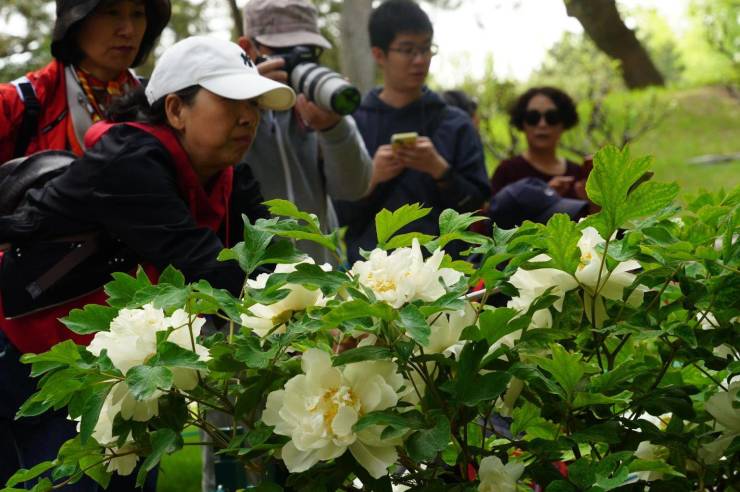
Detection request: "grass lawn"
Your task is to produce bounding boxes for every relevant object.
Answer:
[629,85,740,196]
[156,428,202,492]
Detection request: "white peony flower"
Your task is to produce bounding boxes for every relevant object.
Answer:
[506,255,578,329]
[424,302,478,356]
[478,456,525,492]
[86,305,209,430]
[262,348,407,478]
[700,381,740,463]
[634,441,669,481]
[351,239,462,308]
[575,227,646,326]
[105,443,139,476]
[241,260,331,337]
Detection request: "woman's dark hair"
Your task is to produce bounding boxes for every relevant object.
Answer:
[106,85,199,124]
[369,0,433,52]
[53,0,171,68]
[441,90,478,118]
[508,86,579,131]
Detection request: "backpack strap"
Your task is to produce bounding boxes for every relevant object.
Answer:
[11,78,41,158]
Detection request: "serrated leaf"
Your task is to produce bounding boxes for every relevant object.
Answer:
[532,344,587,400]
[405,411,450,462]
[104,269,152,308]
[217,215,275,275]
[234,336,279,369]
[136,429,181,486]
[264,199,322,232]
[439,208,488,235]
[332,346,392,366]
[385,232,435,250]
[375,203,431,246]
[286,263,350,295]
[353,409,425,433]
[323,299,396,325]
[158,266,186,287]
[5,461,55,488]
[478,308,519,345]
[148,341,207,370]
[398,304,430,345]
[61,304,118,335]
[541,213,581,274]
[125,366,173,400]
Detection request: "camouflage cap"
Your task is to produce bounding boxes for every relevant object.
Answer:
[244,0,331,49]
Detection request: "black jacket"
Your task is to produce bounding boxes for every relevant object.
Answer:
[334,87,489,262]
[0,125,268,316]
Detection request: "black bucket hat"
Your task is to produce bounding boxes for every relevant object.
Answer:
[51,0,171,67]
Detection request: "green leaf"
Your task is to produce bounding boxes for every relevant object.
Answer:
[254,218,339,253]
[158,265,186,287]
[264,199,322,232]
[353,409,425,433]
[439,208,488,235]
[375,204,431,247]
[125,366,173,400]
[79,452,111,488]
[332,346,392,366]
[234,336,279,369]
[457,371,511,407]
[532,344,587,400]
[132,284,189,311]
[5,461,55,488]
[217,215,275,275]
[540,213,581,274]
[21,340,82,377]
[572,390,632,409]
[398,304,430,346]
[79,384,112,444]
[286,263,350,295]
[323,299,396,325]
[478,308,519,345]
[148,341,207,370]
[405,411,450,462]
[584,146,677,238]
[136,429,181,486]
[104,269,152,308]
[545,481,578,492]
[628,459,684,477]
[570,422,621,444]
[191,281,242,323]
[61,305,118,335]
[511,401,558,440]
[384,232,435,250]
[593,452,632,491]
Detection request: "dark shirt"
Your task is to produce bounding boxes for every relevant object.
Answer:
[334,87,489,262]
[490,155,583,199]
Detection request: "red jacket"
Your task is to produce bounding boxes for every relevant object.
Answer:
[0,59,75,163]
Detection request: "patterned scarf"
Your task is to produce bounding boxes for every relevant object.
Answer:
[74,67,139,122]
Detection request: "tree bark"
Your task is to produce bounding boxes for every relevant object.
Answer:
[226,0,243,39]
[565,0,664,89]
[339,0,375,94]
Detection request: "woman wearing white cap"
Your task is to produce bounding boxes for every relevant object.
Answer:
[0,37,295,487]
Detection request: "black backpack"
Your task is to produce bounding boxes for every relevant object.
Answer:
[0,150,104,313]
[11,80,42,159]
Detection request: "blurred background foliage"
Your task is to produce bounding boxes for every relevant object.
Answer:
[1,0,738,195]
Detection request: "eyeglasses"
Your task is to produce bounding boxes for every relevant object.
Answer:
[523,109,562,126]
[387,44,438,60]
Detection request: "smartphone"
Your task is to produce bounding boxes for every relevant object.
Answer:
[391,132,418,150]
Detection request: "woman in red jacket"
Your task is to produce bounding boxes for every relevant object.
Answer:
[0,0,170,163]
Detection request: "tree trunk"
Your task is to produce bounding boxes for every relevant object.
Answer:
[339,0,375,94]
[226,0,243,39]
[565,0,664,89]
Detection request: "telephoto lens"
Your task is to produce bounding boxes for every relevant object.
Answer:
[291,63,361,115]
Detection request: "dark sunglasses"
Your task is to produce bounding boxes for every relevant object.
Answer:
[523,109,562,126]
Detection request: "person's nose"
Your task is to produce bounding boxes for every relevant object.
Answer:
[238,102,260,127]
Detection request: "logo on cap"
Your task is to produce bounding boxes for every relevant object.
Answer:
[241,53,255,68]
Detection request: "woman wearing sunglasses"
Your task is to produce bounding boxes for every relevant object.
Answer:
[490,86,585,199]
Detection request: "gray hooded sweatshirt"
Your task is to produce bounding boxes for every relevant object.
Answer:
[239,109,372,265]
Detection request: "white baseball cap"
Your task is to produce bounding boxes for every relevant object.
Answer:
[145,35,296,110]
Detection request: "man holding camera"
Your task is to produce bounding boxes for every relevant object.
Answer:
[236,0,372,265]
[335,0,489,263]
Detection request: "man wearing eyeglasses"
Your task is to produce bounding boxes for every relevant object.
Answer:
[335,0,489,263]
[233,0,372,266]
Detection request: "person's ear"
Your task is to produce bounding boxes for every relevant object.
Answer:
[371,47,386,67]
[165,94,186,130]
[238,36,260,59]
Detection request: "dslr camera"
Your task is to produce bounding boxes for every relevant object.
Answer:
[258,46,361,115]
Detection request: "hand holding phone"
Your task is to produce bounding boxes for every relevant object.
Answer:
[391,132,418,151]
